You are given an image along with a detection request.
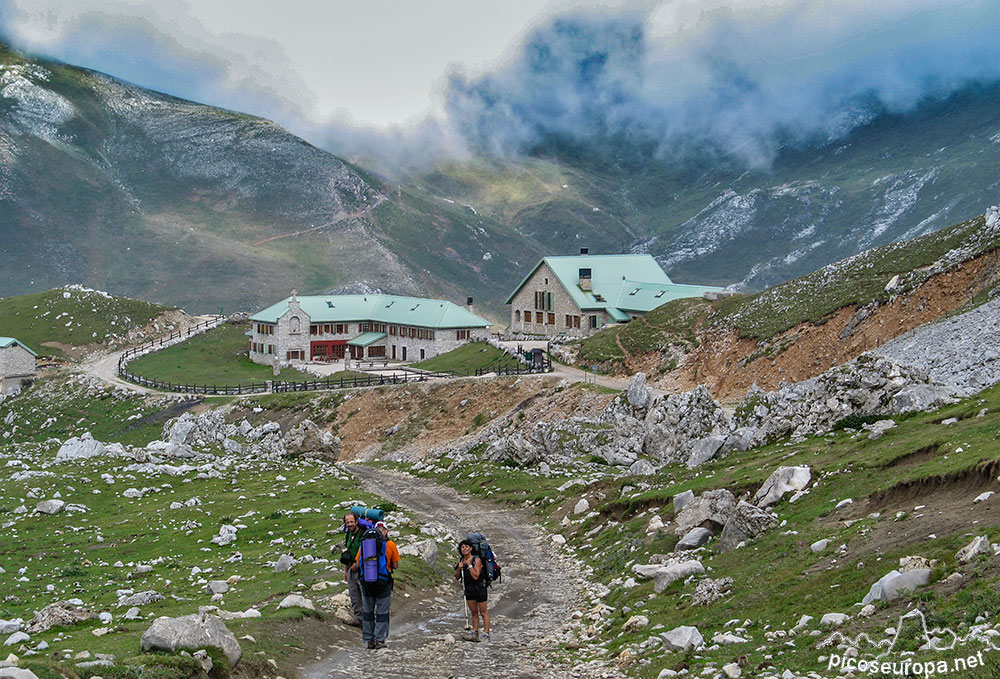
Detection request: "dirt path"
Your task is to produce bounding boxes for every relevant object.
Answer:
[299,467,623,679]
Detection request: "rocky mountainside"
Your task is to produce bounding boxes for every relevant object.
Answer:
[0,44,531,315]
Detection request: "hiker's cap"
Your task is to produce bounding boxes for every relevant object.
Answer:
[375,520,387,529]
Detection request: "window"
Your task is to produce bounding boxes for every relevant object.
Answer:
[289,316,301,333]
[523,309,532,323]
[257,323,274,335]
[368,346,386,358]
[409,327,417,338]
[654,291,665,298]
[389,325,397,336]
[310,324,319,335]
[547,313,555,325]
[534,291,553,310]
[286,350,304,360]
[629,288,640,296]
[417,328,425,339]
[589,316,598,329]
[427,330,434,340]
[535,311,543,324]
[336,323,346,334]
[420,348,425,360]
[456,329,470,340]
[515,310,521,322]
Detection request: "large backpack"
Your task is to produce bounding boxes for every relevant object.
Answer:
[467,532,501,586]
[359,528,390,593]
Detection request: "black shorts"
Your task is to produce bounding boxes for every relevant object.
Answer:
[465,587,488,603]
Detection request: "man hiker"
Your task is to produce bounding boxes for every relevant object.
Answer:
[455,539,490,642]
[341,512,363,627]
[361,520,400,649]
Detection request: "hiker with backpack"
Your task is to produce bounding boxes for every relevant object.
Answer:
[359,519,400,649]
[454,538,491,642]
[339,511,364,628]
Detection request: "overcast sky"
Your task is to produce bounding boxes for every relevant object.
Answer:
[0,0,560,127]
[2,1,999,169]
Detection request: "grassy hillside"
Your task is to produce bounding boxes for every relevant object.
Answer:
[409,382,1000,677]
[409,342,522,375]
[0,287,173,358]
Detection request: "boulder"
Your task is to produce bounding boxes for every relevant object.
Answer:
[140,613,242,666]
[686,436,726,468]
[675,527,713,551]
[4,631,29,646]
[117,590,164,608]
[866,419,897,440]
[573,499,590,515]
[810,539,830,553]
[673,489,695,513]
[691,577,733,606]
[55,433,107,462]
[206,581,230,595]
[399,539,438,565]
[753,466,811,508]
[820,613,849,626]
[718,501,777,552]
[284,419,340,460]
[622,615,649,632]
[0,669,39,679]
[890,385,957,413]
[660,625,703,652]
[628,459,656,476]
[861,569,931,604]
[274,554,297,573]
[625,373,651,410]
[35,500,66,515]
[654,561,705,593]
[24,601,96,634]
[957,536,992,563]
[277,595,315,611]
[674,489,737,536]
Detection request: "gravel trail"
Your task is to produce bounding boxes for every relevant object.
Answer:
[300,466,623,679]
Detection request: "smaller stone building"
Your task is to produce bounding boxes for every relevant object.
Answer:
[0,337,38,394]
[248,293,492,365]
[506,251,723,338]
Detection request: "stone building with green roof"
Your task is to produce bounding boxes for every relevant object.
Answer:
[505,250,722,338]
[248,293,492,365]
[1,336,38,394]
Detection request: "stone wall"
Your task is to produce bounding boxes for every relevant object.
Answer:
[508,262,611,337]
[1,345,36,394]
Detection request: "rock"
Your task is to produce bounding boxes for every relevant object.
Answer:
[24,601,96,634]
[957,536,992,563]
[573,499,590,515]
[660,625,703,652]
[753,466,811,508]
[820,613,849,626]
[974,491,995,503]
[628,459,656,476]
[861,569,931,604]
[284,419,340,460]
[0,669,39,679]
[713,632,749,645]
[674,489,737,536]
[211,525,238,547]
[206,581,230,595]
[3,632,28,647]
[890,384,957,413]
[551,534,566,546]
[622,615,649,632]
[399,539,438,565]
[277,595,315,611]
[810,539,830,553]
[673,489,694,513]
[625,373,651,410]
[691,577,733,606]
[866,419,897,440]
[193,649,213,674]
[140,613,242,666]
[899,556,934,572]
[117,591,164,608]
[676,527,713,551]
[34,500,66,515]
[124,608,142,620]
[274,555,297,573]
[55,433,107,462]
[722,663,742,678]
[686,435,726,468]
[719,501,777,552]
[0,621,21,635]
[654,561,705,593]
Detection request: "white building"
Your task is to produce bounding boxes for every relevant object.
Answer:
[0,337,38,394]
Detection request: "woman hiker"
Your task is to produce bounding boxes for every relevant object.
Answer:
[454,539,490,642]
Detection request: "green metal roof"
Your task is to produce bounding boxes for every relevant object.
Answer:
[613,280,725,313]
[607,307,631,322]
[250,294,492,329]
[346,331,387,347]
[505,255,723,315]
[0,337,38,356]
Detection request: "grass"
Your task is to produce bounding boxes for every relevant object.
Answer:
[0,288,173,358]
[0,374,454,679]
[402,381,1000,678]
[126,323,315,386]
[409,342,522,375]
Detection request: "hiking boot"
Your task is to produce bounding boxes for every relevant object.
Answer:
[374,641,387,649]
[481,632,490,642]
[473,630,480,642]
[366,641,376,650]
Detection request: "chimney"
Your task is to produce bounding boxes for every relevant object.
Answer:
[579,267,592,291]
[466,296,475,313]
[580,247,589,255]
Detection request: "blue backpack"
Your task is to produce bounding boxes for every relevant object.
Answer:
[467,532,501,586]
[360,528,390,593]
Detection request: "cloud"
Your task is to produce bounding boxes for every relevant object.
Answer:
[0,0,317,132]
[438,0,1000,166]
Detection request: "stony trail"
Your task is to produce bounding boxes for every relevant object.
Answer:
[299,467,623,679]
